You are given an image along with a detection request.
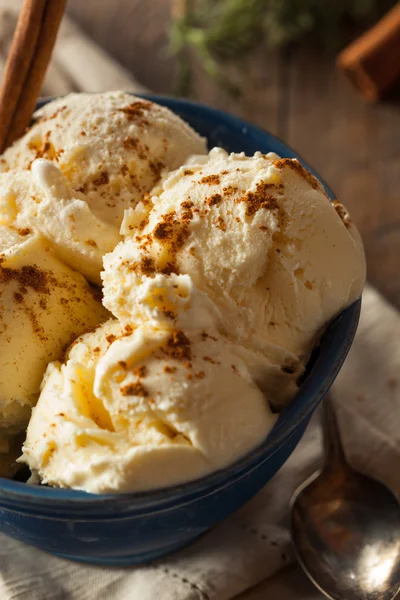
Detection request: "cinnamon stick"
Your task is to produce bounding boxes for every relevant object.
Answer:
[4,0,67,149]
[0,0,46,153]
[337,3,400,102]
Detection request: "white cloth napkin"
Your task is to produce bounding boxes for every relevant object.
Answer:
[0,5,399,598]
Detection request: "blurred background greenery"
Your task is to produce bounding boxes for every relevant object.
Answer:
[169,0,396,94]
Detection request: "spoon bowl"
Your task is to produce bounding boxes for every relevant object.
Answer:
[291,396,400,600]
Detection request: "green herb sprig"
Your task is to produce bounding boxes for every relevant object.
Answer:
[169,0,396,95]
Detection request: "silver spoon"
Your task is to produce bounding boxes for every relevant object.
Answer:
[291,394,400,600]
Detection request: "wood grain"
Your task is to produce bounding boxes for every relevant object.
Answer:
[67,0,176,92]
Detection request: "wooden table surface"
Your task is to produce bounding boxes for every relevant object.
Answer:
[69,0,400,309]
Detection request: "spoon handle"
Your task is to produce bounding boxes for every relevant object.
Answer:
[322,393,348,468]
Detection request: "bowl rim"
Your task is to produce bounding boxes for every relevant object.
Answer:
[0,94,362,514]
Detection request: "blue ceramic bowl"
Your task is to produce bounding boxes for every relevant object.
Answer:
[0,96,361,565]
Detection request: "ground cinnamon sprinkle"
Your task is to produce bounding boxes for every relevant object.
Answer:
[123,136,139,150]
[161,211,176,224]
[17,228,31,236]
[127,256,156,276]
[163,330,192,362]
[120,381,148,397]
[138,217,149,231]
[222,185,238,196]
[181,201,194,209]
[181,206,193,222]
[214,216,226,231]
[183,169,194,176]
[106,334,117,344]
[118,101,152,126]
[141,193,153,208]
[206,193,222,206]
[201,332,217,341]
[175,226,190,249]
[135,207,193,276]
[34,141,53,161]
[85,239,97,247]
[93,171,109,186]
[164,365,177,374]
[149,212,190,267]
[200,174,220,185]
[149,159,164,180]
[20,300,47,342]
[126,140,148,161]
[161,262,178,275]
[153,222,174,241]
[0,264,52,293]
[48,105,67,120]
[203,356,219,364]
[274,158,320,190]
[133,366,147,378]
[139,256,156,275]
[137,233,154,252]
[241,182,279,216]
[29,106,64,125]
[163,310,176,320]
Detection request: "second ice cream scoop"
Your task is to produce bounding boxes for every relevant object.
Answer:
[103,148,365,366]
[0,92,207,283]
[0,225,108,454]
[0,91,207,227]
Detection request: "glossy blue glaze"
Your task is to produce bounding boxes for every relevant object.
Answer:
[0,96,361,565]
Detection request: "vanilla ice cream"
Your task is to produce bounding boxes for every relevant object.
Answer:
[0,225,108,454]
[0,92,207,282]
[103,149,366,363]
[21,319,276,493]
[20,138,365,493]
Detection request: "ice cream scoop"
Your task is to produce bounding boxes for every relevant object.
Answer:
[0,92,207,283]
[103,149,366,365]
[21,319,276,493]
[0,225,108,454]
[0,92,207,226]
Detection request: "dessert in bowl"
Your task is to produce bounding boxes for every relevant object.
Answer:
[0,93,365,564]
